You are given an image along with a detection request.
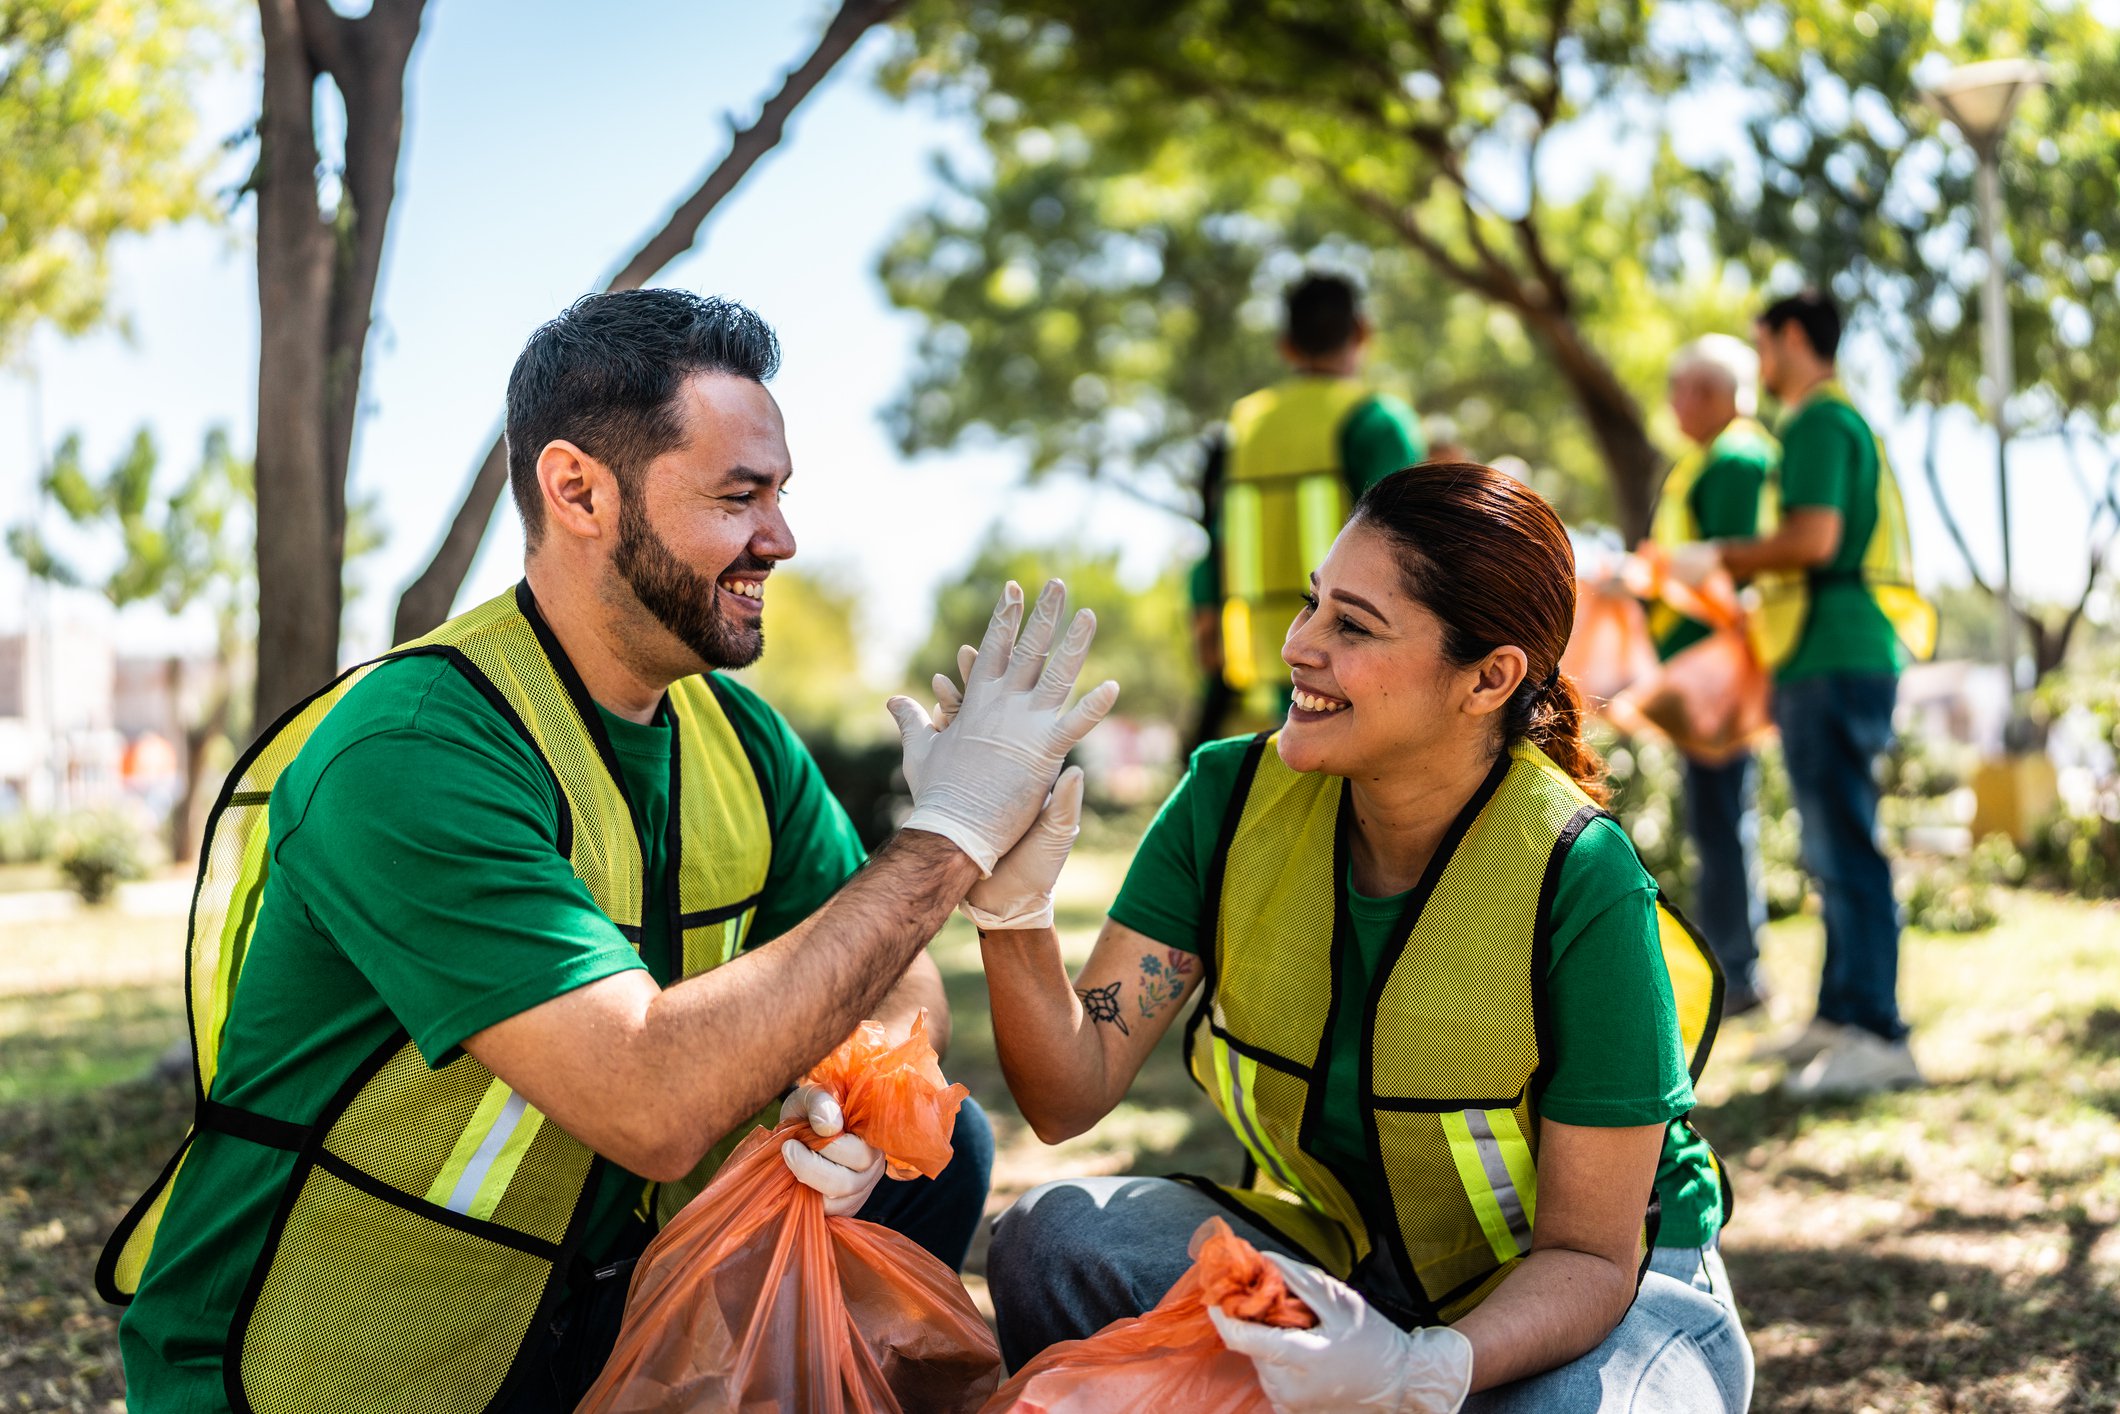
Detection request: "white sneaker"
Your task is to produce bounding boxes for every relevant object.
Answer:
[1752,1017,1845,1067]
[1782,1030,1924,1100]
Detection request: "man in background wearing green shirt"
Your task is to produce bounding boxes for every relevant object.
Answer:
[115,291,1117,1411]
[1674,290,1920,1100]
[1645,335,1775,1015]
[1188,273,1424,746]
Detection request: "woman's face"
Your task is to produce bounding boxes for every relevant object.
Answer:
[1276,521,1520,780]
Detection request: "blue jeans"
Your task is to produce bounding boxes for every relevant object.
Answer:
[1772,674,1907,1041]
[500,1096,995,1412]
[1681,752,1766,996]
[988,1175,1752,1412]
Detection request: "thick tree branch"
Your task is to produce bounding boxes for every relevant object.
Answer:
[392,0,904,643]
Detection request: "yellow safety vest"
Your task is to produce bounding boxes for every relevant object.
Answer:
[1748,384,1938,670]
[1217,378,1377,703]
[97,582,773,1414]
[1646,416,1777,652]
[1182,737,1722,1323]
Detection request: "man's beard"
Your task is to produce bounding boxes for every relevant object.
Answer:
[613,493,764,672]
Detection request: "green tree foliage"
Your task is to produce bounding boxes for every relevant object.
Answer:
[7,428,380,854]
[729,567,873,738]
[881,0,1761,537]
[1696,0,2120,677]
[907,535,1195,736]
[0,0,229,359]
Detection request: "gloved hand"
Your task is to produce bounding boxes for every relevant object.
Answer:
[1666,541,1724,590]
[929,646,1087,932]
[890,580,1119,875]
[779,1084,885,1218]
[1207,1253,1474,1414]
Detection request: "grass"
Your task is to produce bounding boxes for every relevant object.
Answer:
[4,857,2118,1411]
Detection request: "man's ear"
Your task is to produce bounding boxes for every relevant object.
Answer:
[536,440,615,544]
[1463,646,1529,720]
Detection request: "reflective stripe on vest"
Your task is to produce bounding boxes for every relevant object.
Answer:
[1186,736,1723,1322]
[1217,378,1376,694]
[97,582,774,1414]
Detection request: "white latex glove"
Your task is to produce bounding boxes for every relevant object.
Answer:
[931,646,1087,931]
[778,1084,885,1218]
[889,580,1119,875]
[1207,1253,1474,1414]
[1666,541,1724,590]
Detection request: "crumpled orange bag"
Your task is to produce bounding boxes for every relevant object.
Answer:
[576,1016,1001,1414]
[982,1217,1315,1413]
[1605,555,1775,767]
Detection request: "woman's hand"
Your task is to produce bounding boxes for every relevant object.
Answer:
[1208,1256,1472,1413]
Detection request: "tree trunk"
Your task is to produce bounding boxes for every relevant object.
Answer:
[252,0,341,729]
[389,0,904,645]
[1517,302,1665,541]
[251,0,427,732]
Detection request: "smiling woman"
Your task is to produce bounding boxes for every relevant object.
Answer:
[966,463,1749,1413]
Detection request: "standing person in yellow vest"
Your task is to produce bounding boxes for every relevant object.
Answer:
[1641,335,1777,1016]
[958,465,1751,1412]
[1668,290,1936,1101]
[1202,272,1425,735]
[103,290,1119,1413]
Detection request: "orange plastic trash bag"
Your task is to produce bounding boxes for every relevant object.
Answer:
[576,1016,1001,1414]
[1560,571,1659,709]
[1606,556,1774,766]
[982,1216,1315,1413]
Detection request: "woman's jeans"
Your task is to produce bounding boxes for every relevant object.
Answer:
[988,1175,1753,1412]
[1772,672,1907,1041]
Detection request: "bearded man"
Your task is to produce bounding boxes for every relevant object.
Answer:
[109,290,1116,1412]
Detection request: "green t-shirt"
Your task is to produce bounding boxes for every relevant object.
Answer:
[118,657,866,1414]
[1774,395,1903,683]
[1108,738,1722,1251]
[1655,433,1771,660]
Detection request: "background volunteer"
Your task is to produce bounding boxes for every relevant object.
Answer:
[1643,334,1776,1015]
[1677,289,1922,1101]
[1189,271,1425,747]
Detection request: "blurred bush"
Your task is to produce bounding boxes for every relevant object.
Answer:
[53,812,153,905]
[0,811,59,865]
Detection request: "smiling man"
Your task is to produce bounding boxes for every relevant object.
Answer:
[106,290,1117,1412]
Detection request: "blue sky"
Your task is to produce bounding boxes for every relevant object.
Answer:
[3,1,2108,682]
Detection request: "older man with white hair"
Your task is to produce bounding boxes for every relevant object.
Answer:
[1642,333,1777,1015]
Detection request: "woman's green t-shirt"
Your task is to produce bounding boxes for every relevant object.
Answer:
[1108,737,1725,1250]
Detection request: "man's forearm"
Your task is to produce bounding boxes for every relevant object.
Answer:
[637,829,978,1167]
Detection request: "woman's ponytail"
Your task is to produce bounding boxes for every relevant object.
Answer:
[1351,463,1610,803]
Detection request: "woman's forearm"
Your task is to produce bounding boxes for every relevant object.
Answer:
[977,927,1116,1141]
[1450,1247,1640,1390]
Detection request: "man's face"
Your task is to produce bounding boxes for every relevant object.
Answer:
[611,373,795,673]
[1753,321,1787,402]
[1667,367,1732,446]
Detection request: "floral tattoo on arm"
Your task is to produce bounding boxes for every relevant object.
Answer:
[1136,949,1198,1021]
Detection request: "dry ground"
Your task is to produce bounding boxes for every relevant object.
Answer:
[3,855,2117,1411]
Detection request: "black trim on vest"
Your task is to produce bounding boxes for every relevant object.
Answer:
[93,1122,193,1305]
[1353,745,1512,1322]
[1186,734,1271,1093]
[1530,805,1599,1105]
[1650,878,1726,1083]
[1369,1084,1529,1115]
[198,1101,308,1152]
[679,893,766,931]
[1297,783,1358,1161]
[659,694,686,975]
[1207,1021,1321,1082]
[310,1150,563,1263]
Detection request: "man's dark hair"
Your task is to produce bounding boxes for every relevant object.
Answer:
[1758,289,1842,361]
[505,289,781,545]
[1283,272,1364,358]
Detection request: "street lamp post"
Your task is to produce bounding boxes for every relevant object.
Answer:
[1920,58,2044,718]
